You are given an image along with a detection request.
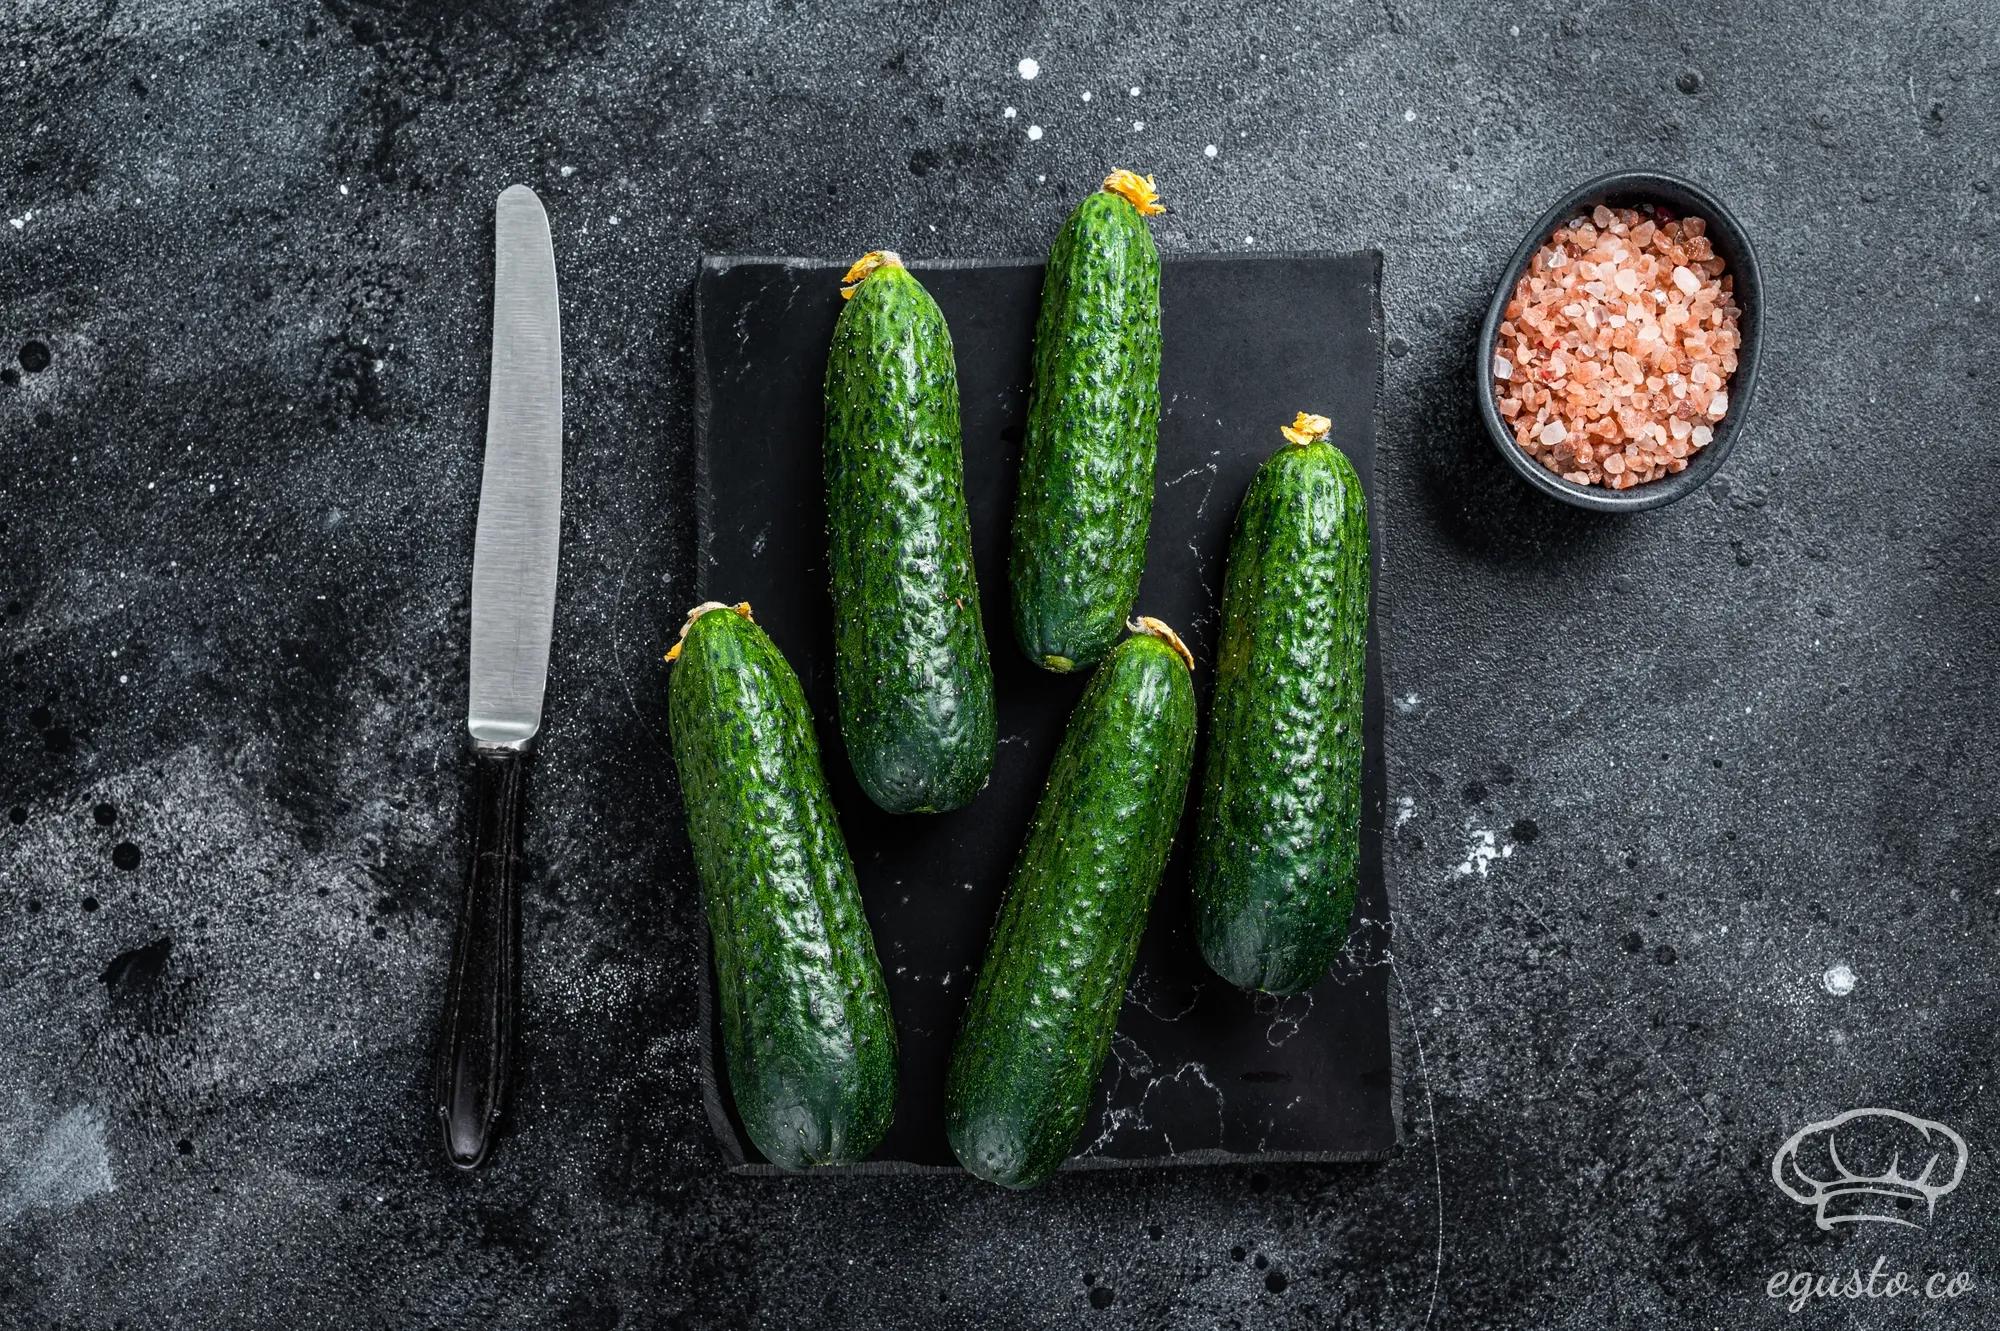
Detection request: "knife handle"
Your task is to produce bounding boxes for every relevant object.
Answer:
[434,745,527,1170]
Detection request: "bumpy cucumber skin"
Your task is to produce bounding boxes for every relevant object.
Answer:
[946,632,1196,1189]
[667,609,897,1168]
[824,265,996,813]
[1010,190,1163,673]
[1192,438,1370,995]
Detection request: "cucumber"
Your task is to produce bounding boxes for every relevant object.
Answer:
[1009,170,1165,673]
[665,601,897,1168]
[823,251,995,814]
[1191,413,1370,995]
[946,618,1197,1189]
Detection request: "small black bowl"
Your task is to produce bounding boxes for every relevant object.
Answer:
[1475,169,1763,513]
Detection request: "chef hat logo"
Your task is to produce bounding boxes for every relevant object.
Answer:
[1771,1109,1968,1230]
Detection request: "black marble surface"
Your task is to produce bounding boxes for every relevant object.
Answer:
[695,254,1391,1171]
[1,3,1996,1328]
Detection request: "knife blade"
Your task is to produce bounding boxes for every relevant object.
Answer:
[435,184,563,1171]
[469,183,563,747]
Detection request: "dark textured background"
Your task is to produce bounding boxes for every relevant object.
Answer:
[1,2,1995,1328]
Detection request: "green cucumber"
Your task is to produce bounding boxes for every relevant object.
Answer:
[823,251,995,814]
[665,601,897,1168]
[1010,170,1165,673]
[1192,413,1370,995]
[946,618,1197,1189]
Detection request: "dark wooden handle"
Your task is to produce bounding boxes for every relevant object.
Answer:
[434,746,526,1170]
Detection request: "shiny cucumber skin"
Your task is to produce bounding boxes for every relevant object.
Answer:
[946,626,1196,1190]
[1192,432,1370,995]
[824,258,995,814]
[1010,186,1163,673]
[666,604,897,1168]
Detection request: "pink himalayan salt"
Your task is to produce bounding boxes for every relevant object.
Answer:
[1496,206,1742,490]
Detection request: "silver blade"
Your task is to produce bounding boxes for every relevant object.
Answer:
[468,184,562,748]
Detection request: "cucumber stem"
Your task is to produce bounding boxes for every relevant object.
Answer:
[1279,412,1332,447]
[1126,615,1194,672]
[664,600,754,662]
[1101,169,1165,217]
[839,250,904,300]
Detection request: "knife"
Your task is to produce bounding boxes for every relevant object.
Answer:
[434,184,563,1171]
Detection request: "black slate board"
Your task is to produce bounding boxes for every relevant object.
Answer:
[691,251,1395,1173]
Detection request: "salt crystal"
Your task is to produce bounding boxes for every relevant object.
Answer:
[1494,210,1741,490]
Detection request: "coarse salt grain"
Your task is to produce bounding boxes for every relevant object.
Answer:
[1493,205,1742,490]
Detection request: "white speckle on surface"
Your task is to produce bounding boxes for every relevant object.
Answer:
[1396,692,1422,715]
[1027,124,1043,141]
[1132,120,1145,131]
[1204,144,1218,158]
[1510,23,1521,34]
[1395,795,1415,828]
[1129,85,1142,97]
[338,183,349,196]
[1002,105,1016,119]
[8,210,31,231]
[1245,235,1255,245]
[1036,173,1046,183]
[1822,964,1857,996]
[559,164,576,177]
[1455,828,1499,877]
[608,215,620,225]
[1016,57,1040,80]
[1403,108,1417,122]
[2,1105,114,1221]
[1081,90,1092,102]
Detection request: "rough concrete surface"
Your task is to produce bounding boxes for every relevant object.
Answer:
[1,2,1995,1328]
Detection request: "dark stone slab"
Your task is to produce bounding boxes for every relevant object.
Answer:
[694,252,1391,1172]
